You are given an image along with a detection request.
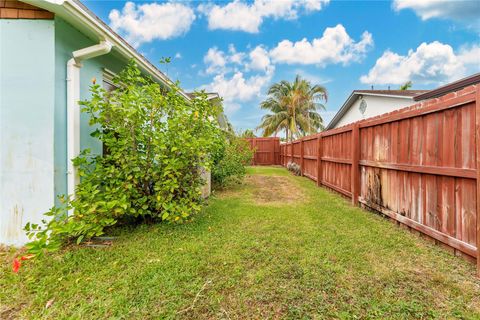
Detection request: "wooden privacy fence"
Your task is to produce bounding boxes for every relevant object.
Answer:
[245,137,281,165]
[280,84,480,272]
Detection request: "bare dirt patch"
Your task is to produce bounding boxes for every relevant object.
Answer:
[245,175,304,205]
[0,304,27,320]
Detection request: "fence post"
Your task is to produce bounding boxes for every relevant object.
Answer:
[475,86,480,276]
[317,134,322,187]
[281,144,284,166]
[275,138,279,165]
[300,138,304,176]
[290,142,294,164]
[279,142,282,166]
[253,139,257,166]
[351,124,360,206]
[274,139,277,165]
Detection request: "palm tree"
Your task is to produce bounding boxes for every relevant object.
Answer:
[240,129,256,138]
[257,75,327,142]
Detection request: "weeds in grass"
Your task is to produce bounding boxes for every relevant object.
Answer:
[1,167,479,319]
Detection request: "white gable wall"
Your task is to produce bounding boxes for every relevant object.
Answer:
[334,95,415,128]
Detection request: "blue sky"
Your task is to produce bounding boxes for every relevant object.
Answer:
[83,0,480,132]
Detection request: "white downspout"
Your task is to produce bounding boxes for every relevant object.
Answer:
[66,41,112,199]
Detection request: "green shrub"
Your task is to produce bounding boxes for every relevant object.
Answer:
[211,135,254,188]
[24,62,223,255]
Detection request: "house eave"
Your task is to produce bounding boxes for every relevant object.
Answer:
[21,0,191,101]
[325,92,416,130]
[353,92,417,99]
[413,73,480,101]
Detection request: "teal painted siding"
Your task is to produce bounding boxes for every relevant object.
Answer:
[1,16,165,246]
[54,17,128,201]
[0,19,55,246]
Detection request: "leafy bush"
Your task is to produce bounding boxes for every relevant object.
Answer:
[24,62,223,255]
[211,135,254,188]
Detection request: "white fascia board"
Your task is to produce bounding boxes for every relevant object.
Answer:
[354,92,416,99]
[325,92,357,130]
[326,92,415,129]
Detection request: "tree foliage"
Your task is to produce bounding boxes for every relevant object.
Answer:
[211,134,254,188]
[257,75,327,141]
[25,62,224,255]
[400,81,412,90]
[239,129,256,138]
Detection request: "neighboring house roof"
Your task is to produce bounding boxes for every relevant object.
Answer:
[186,92,221,101]
[414,73,480,101]
[22,0,191,101]
[205,93,230,130]
[326,89,429,130]
[353,90,428,98]
[205,92,221,100]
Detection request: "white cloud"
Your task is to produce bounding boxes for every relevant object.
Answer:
[228,44,246,65]
[201,24,369,115]
[203,71,272,116]
[198,0,329,33]
[360,41,480,85]
[304,0,327,11]
[248,45,272,72]
[109,2,195,47]
[204,47,227,74]
[393,0,480,21]
[201,45,276,115]
[199,1,261,33]
[269,24,373,66]
[206,71,273,103]
[458,44,480,65]
[292,69,331,84]
[175,52,182,59]
[223,102,242,115]
[203,44,274,75]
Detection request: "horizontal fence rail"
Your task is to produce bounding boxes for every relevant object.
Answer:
[277,84,480,273]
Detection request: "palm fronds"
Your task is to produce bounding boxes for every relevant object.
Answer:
[257,75,328,141]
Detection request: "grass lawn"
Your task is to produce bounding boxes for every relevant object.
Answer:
[1,166,480,319]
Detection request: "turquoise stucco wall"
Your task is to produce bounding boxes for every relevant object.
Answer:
[0,16,165,245]
[0,19,55,245]
[54,17,128,201]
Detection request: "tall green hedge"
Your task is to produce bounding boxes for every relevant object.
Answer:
[25,62,224,255]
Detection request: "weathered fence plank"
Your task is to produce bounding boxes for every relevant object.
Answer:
[351,124,360,206]
[476,87,480,275]
[277,84,479,270]
[300,138,304,176]
[317,135,322,186]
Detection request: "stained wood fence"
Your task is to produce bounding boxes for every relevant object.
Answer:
[245,137,281,165]
[279,84,480,273]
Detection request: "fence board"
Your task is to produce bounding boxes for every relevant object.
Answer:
[276,84,479,269]
[476,87,480,274]
[245,137,280,165]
